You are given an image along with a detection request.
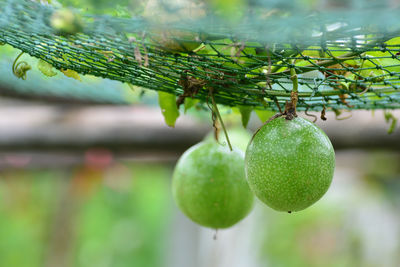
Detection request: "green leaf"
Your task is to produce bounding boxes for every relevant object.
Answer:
[158,91,180,127]
[184,98,199,113]
[239,106,252,128]
[388,119,397,134]
[37,60,57,77]
[61,69,81,81]
[255,110,276,123]
[384,111,398,134]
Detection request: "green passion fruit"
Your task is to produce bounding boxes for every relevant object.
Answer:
[245,116,335,212]
[172,140,254,229]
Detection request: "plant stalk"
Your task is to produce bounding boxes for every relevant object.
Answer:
[211,93,233,151]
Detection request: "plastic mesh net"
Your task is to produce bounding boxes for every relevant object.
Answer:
[1,0,400,111]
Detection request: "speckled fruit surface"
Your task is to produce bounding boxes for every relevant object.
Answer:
[245,117,335,212]
[172,140,254,229]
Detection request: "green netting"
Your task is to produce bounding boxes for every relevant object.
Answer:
[1,0,400,111]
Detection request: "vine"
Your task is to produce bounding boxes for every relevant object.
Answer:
[12,52,31,80]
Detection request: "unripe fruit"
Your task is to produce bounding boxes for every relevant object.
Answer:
[172,140,254,229]
[245,117,335,212]
[50,8,83,35]
[149,29,203,53]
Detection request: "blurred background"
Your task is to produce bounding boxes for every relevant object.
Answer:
[1,0,400,266]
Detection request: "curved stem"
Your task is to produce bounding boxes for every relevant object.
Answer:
[12,51,24,75]
[211,93,232,151]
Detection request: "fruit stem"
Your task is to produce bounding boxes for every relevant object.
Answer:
[211,93,233,151]
[282,59,298,120]
[12,51,24,74]
[289,59,298,93]
[213,229,218,240]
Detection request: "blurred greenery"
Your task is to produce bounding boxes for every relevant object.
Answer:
[0,163,174,267]
[0,170,63,267]
[56,0,146,16]
[0,149,399,267]
[74,164,173,267]
[258,204,359,267]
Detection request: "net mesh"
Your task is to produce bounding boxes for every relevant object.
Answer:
[1,0,400,111]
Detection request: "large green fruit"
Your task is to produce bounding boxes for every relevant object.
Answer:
[245,117,335,212]
[172,140,254,229]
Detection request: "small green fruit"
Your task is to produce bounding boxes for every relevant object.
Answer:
[50,8,83,35]
[149,29,203,53]
[245,117,335,212]
[172,140,254,229]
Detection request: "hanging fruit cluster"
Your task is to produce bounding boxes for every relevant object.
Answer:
[171,92,336,229]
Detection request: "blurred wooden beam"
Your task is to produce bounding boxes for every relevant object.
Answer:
[0,99,398,155]
[0,99,211,153]
[311,110,400,150]
[0,85,123,105]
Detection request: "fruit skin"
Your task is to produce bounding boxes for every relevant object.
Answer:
[245,117,335,212]
[172,140,254,229]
